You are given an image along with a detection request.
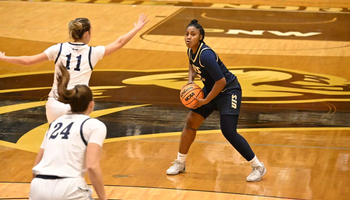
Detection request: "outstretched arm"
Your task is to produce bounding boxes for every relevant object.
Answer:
[103,13,149,57]
[0,51,48,66]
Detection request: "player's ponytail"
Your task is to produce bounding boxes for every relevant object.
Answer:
[56,65,93,113]
[187,19,205,43]
[68,18,91,40]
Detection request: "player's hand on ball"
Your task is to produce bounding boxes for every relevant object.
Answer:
[192,97,207,109]
[181,81,195,90]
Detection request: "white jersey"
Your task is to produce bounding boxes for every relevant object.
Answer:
[45,42,105,98]
[33,114,107,178]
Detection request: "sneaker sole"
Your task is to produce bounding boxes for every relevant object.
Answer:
[247,167,267,182]
[166,170,185,175]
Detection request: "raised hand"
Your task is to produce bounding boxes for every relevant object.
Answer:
[134,13,149,31]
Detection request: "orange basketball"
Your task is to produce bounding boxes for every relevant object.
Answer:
[180,83,204,108]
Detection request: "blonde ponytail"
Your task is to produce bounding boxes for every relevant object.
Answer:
[68,18,91,40]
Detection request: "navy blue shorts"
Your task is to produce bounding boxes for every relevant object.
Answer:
[192,86,242,119]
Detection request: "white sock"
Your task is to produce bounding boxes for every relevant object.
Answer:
[249,155,262,167]
[177,152,187,163]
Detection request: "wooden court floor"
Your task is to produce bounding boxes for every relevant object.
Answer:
[0,0,350,200]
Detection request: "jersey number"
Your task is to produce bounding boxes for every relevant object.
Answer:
[49,122,74,140]
[66,54,82,71]
[192,64,205,82]
[231,94,237,109]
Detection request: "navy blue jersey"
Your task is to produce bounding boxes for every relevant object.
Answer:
[188,43,239,91]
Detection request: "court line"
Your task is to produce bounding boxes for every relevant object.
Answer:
[141,7,184,36]
[2,0,350,15]
[104,127,350,143]
[2,127,349,153]
[140,6,184,45]
[137,138,350,150]
[102,185,309,200]
[0,65,349,76]
[140,35,350,51]
[0,182,309,200]
[201,12,337,24]
[0,86,124,94]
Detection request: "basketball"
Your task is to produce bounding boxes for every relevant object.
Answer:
[180,83,204,108]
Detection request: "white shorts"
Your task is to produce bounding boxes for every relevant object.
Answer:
[45,98,71,123]
[29,177,93,200]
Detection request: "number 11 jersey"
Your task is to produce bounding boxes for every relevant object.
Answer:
[44,42,105,98]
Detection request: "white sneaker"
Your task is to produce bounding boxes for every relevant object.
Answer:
[166,159,186,175]
[246,162,267,182]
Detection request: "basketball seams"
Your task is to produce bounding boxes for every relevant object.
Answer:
[180,84,196,100]
[180,84,204,108]
[180,88,202,101]
[195,90,204,99]
[185,90,204,106]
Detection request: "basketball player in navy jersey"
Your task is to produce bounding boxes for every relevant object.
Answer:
[30,65,107,200]
[0,14,148,123]
[166,19,267,182]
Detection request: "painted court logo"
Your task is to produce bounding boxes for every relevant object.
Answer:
[0,66,349,106]
[122,66,350,104]
[0,66,349,151]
